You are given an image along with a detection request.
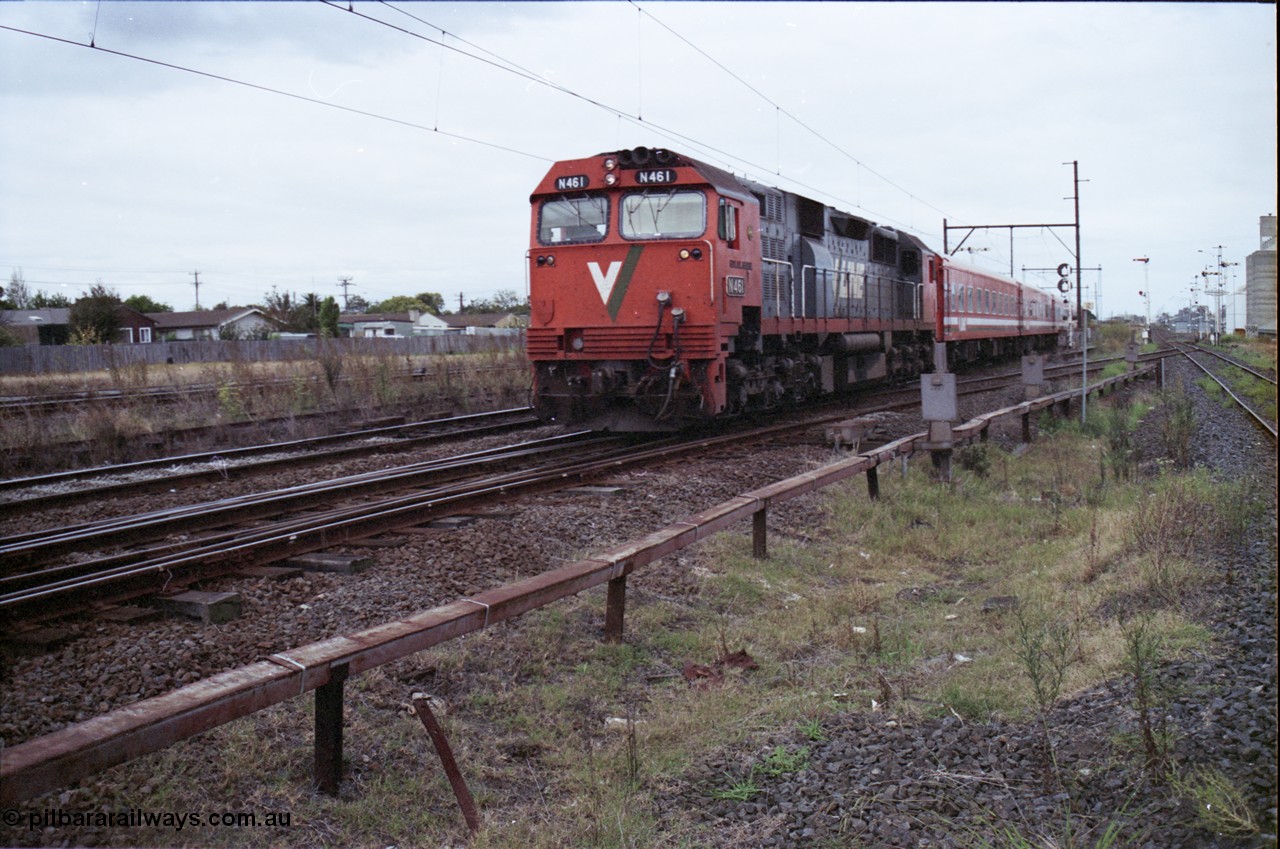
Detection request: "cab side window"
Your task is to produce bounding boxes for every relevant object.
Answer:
[718,198,738,247]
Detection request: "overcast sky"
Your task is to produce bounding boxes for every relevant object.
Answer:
[1,1,1275,322]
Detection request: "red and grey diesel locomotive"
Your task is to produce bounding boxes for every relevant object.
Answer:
[527,146,1071,431]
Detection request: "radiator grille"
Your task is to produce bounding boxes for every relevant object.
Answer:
[526,326,720,359]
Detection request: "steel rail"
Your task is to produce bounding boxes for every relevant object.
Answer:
[1,365,1109,615]
[1171,342,1277,441]
[0,410,540,516]
[0,432,608,569]
[0,419,808,623]
[1186,342,1277,386]
[0,407,535,493]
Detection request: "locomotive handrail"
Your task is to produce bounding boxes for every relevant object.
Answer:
[0,364,1154,805]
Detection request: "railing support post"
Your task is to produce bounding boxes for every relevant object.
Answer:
[866,465,880,501]
[412,694,481,836]
[315,662,349,796]
[604,575,626,643]
[1022,411,1032,443]
[752,508,767,559]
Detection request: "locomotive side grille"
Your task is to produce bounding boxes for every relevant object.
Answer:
[761,234,787,261]
[762,191,784,222]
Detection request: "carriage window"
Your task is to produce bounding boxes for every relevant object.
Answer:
[538,195,608,245]
[622,190,706,239]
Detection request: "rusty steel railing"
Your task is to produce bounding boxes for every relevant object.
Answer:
[0,365,1154,808]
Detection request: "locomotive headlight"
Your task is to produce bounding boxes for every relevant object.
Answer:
[603,156,617,170]
[571,336,584,351]
[604,172,618,186]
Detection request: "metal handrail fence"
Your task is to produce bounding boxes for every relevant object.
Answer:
[0,364,1154,805]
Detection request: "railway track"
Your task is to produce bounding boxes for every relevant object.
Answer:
[1,353,1111,517]
[0,366,1060,629]
[0,407,540,515]
[1164,336,1277,440]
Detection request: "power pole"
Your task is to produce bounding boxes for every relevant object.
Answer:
[458,292,465,312]
[941,160,1086,421]
[1069,160,1088,424]
[338,277,354,311]
[190,270,201,310]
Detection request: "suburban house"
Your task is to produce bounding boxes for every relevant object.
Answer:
[117,307,159,344]
[340,310,450,338]
[148,309,283,341]
[0,309,71,345]
[439,312,528,335]
[0,306,157,345]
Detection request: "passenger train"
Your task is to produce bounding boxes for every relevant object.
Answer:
[527,146,1072,431]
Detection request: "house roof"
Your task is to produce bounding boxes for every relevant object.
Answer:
[1,309,71,325]
[440,312,525,328]
[340,312,412,324]
[147,308,274,329]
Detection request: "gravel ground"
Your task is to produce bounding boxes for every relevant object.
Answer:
[660,356,1277,848]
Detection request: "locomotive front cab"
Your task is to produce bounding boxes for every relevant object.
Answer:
[527,148,759,430]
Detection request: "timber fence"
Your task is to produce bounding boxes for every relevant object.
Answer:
[0,334,523,376]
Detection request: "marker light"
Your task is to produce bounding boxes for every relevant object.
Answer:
[679,249,691,261]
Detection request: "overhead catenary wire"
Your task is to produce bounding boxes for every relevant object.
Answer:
[628,1,951,222]
[6,7,954,241]
[0,22,550,165]
[335,1,953,236]
[7,5,1021,283]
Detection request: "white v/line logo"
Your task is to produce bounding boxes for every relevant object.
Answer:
[588,261,622,305]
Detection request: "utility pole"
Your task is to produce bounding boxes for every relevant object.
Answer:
[338,276,354,311]
[190,270,201,310]
[458,292,465,312]
[941,160,1086,422]
[1067,160,1087,424]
